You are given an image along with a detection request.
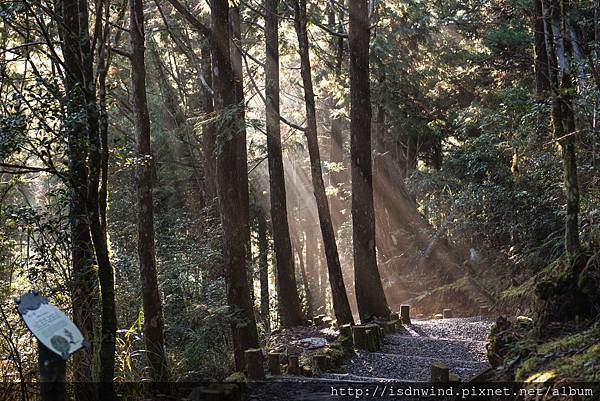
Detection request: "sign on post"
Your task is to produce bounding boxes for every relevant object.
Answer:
[16,291,87,359]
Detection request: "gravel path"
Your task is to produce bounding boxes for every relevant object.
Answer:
[340,317,493,382]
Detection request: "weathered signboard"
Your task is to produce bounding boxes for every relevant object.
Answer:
[16,291,86,359]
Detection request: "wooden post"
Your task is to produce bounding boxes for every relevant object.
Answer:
[443,309,453,319]
[400,305,411,324]
[287,355,300,375]
[38,342,67,401]
[244,349,265,380]
[267,352,281,375]
[430,362,449,383]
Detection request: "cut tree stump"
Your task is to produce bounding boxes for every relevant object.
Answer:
[400,305,411,324]
[267,352,281,375]
[352,324,381,351]
[443,309,453,319]
[244,349,265,380]
[430,362,449,383]
[287,355,300,375]
[339,324,353,346]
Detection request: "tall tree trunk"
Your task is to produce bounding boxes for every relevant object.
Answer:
[293,0,354,326]
[60,0,98,395]
[265,0,305,327]
[543,0,581,258]
[89,2,117,397]
[534,0,551,97]
[304,224,324,312]
[210,0,260,370]
[328,4,346,228]
[229,5,255,303]
[257,212,270,332]
[129,0,169,381]
[348,0,390,322]
[295,235,314,318]
[200,44,218,205]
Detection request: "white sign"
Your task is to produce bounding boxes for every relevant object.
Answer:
[19,295,85,359]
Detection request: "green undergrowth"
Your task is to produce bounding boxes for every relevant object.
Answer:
[513,322,600,383]
[499,259,567,307]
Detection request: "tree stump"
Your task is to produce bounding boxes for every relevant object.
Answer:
[267,353,281,375]
[479,306,490,316]
[339,324,353,346]
[430,362,449,383]
[312,354,329,372]
[400,305,411,324]
[244,349,265,380]
[352,324,380,350]
[443,309,453,319]
[287,355,300,375]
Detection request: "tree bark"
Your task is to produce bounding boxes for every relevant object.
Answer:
[229,5,255,303]
[265,0,305,327]
[543,0,581,258]
[200,44,218,206]
[348,0,390,322]
[293,0,354,326]
[328,5,347,228]
[534,0,551,97]
[210,0,259,370]
[128,0,169,381]
[60,0,98,395]
[83,2,117,396]
[257,212,270,332]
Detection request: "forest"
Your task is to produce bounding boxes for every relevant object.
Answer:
[0,0,598,399]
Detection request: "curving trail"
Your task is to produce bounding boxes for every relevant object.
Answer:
[323,317,493,382]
